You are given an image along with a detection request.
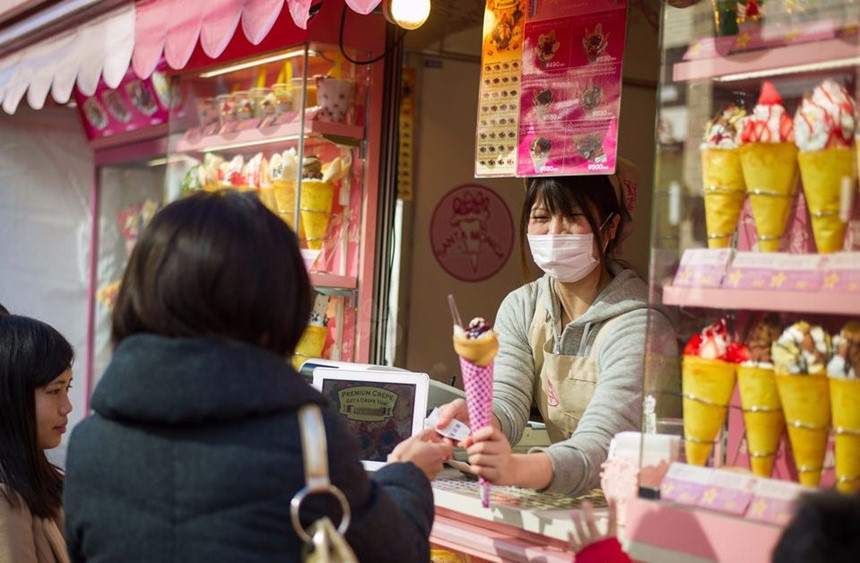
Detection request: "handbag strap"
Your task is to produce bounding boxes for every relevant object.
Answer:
[290,404,352,542]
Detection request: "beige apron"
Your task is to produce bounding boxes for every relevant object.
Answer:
[528,292,620,443]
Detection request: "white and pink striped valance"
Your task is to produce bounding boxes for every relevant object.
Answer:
[0,0,383,113]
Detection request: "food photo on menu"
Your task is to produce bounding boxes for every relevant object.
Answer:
[125,80,158,117]
[82,97,108,130]
[101,90,132,123]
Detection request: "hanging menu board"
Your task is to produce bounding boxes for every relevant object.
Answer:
[475,0,527,178]
[517,0,627,176]
[475,0,628,178]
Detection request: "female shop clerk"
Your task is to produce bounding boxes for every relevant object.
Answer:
[439,165,678,496]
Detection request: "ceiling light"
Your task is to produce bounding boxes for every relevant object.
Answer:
[383,0,431,31]
[198,49,312,79]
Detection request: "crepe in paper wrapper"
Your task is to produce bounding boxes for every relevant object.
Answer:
[827,321,860,492]
[737,82,798,252]
[772,321,832,486]
[454,317,499,508]
[682,319,744,466]
[701,104,747,248]
[795,80,856,253]
[736,314,784,477]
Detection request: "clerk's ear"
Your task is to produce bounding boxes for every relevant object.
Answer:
[607,212,620,241]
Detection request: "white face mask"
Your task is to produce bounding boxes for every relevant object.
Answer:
[527,213,613,283]
[527,233,599,283]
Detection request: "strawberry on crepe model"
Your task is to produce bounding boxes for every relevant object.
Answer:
[682,319,744,466]
[737,81,799,252]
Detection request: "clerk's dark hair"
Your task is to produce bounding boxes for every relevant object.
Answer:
[519,175,625,276]
[0,314,73,520]
[111,190,312,358]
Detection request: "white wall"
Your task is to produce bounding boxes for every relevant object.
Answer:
[0,104,93,465]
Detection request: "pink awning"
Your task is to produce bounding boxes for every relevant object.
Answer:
[0,0,383,113]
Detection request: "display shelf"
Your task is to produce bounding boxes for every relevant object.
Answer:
[662,284,860,315]
[309,273,357,294]
[625,497,783,563]
[174,116,364,153]
[673,36,860,83]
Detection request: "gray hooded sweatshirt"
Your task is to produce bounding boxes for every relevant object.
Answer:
[492,262,677,495]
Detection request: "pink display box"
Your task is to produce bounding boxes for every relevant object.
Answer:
[672,248,732,288]
[660,463,755,517]
[723,252,825,291]
[745,478,808,527]
[821,252,860,293]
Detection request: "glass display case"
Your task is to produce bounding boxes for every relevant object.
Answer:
[166,43,372,372]
[88,42,378,390]
[645,0,860,492]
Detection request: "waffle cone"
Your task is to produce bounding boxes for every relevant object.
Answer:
[737,365,784,477]
[775,373,831,487]
[798,148,854,253]
[701,148,746,248]
[300,180,334,250]
[272,178,297,231]
[453,334,499,367]
[291,325,327,369]
[739,142,798,252]
[682,356,737,465]
[829,377,860,493]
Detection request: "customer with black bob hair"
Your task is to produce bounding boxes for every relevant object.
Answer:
[63,190,451,563]
[0,314,74,562]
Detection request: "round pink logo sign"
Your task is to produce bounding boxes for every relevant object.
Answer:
[430,184,514,282]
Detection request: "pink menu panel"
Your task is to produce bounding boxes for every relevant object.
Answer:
[74,61,180,141]
[516,1,627,176]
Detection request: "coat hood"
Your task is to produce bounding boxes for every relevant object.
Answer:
[91,334,323,426]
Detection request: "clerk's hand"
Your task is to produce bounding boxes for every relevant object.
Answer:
[387,428,453,481]
[463,426,517,485]
[435,398,471,431]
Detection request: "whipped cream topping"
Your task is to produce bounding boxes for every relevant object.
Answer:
[794,79,856,152]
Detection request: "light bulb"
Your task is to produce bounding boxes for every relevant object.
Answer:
[384,0,431,31]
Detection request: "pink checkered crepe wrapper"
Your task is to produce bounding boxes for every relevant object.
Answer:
[459,356,494,508]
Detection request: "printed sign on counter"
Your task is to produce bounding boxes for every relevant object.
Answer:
[516,0,627,177]
[821,252,860,292]
[672,248,733,288]
[723,252,825,291]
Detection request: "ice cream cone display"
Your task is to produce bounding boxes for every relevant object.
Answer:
[300,178,334,250]
[532,88,553,121]
[452,315,499,507]
[269,150,299,231]
[681,319,744,466]
[701,104,747,248]
[794,80,857,254]
[772,322,832,486]
[291,294,330,370]
[827,321,860,492]
[736,314,785,477]
[737,82,798,252]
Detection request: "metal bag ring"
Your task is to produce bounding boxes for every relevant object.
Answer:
[290,485,351,542]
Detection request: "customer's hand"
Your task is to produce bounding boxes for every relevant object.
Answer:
[569,499,618,553]
[387,428,453,481]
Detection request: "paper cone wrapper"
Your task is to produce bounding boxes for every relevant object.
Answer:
[291,325,327,370]
[272,178,297,231]
[682,356,737,466]
[300,179,334,250]
[798,148,854,253]
[775,373,831,487]
[739,142,798,252]
[460,357,494,507]
[737,365,784,477]
[829,376,860,493]
[258,185,278,213]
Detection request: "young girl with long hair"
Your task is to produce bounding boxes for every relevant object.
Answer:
[0,314,74,563]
